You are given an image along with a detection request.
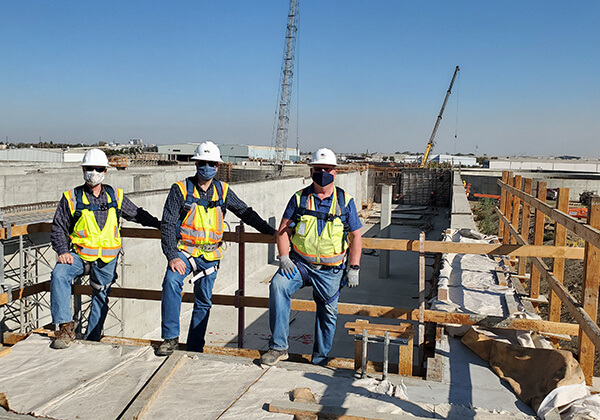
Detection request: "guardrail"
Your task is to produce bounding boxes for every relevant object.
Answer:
[497,170,600,384]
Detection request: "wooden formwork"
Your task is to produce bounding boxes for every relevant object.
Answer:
[497,170,600,384]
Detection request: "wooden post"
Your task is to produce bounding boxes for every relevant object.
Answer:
[510,175,522,245]
[549,188,568,323]
[498,171,509,240]
[530,181,547,304]
[518,178,533,277]
[353,319,369,370]
[503,172,514,244]
[578,197,600,384]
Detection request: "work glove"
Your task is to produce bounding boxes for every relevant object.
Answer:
[279,255,298,280]
[347,266,360,288]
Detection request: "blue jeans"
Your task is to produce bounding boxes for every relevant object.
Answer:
[51,252,118,341]
[161,251,219,352]
[269,261,343,366]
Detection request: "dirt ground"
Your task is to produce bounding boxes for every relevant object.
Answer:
[470,199,600,375]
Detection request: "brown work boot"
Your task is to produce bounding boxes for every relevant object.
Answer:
[50,321,75,349]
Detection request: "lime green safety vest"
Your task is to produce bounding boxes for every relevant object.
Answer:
[64,186,124,263]
[175,179,229,260]
[290,187,350,266]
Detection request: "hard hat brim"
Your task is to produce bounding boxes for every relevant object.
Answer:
[191,156,224,163]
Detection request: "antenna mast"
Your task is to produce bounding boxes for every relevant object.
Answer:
[274,0,299,175]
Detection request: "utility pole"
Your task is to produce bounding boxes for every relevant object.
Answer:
[273,0,299,175]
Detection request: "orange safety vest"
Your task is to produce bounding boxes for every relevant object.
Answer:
[175,179,229,260]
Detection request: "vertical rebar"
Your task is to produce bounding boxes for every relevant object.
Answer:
[361,328,368,378]
[383,331,390,381]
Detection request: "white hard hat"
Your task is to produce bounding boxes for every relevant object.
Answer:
[310,148,337,166]
[191,141,224,163]
[81,149,110,167]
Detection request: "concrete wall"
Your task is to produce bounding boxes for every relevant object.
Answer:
[119,170,368,338]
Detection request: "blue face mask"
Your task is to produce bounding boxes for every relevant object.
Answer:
[196,164,217,181]
[312,170,334,187]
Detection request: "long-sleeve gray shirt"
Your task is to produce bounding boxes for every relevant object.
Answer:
[51,184,161,256]
[161,177,276,261]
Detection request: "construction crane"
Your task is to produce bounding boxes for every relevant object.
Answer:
[420,66,460,168]
[273,0,299,176]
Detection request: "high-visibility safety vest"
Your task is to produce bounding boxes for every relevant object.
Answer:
[175,178,229,260]
[290,186,351,266]
[64,185,124,263]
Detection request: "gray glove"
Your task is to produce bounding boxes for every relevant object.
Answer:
[279,255,298,279]
[347,266,360,288]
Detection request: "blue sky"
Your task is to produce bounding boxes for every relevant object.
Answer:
[1,1,599,156]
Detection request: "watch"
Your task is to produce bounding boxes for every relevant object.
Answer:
[350,265,360,270]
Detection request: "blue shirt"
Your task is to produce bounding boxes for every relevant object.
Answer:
[282,185,362,235]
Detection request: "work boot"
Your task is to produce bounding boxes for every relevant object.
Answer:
[50,321,75,350]
[261,349,289,366]
[156,338,179,356]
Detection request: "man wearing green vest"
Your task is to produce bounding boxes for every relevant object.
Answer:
[50,148,161,349]
[262,148,363,366]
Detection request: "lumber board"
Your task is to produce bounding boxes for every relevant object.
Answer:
[119,352,185,420]
[0,347,11,358]
[499,179,600,250]
[0,281,51,306]
[268,400,416,420]
[578,197,600,384]
[510,175,523,245]
[1,221,583,258]
[517,178,533,276]
[549,188,568,322]
[344,322,412,335]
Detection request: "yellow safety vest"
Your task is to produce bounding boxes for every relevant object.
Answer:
[175,180,229,260]
[290,187,350,266]
[64,186,124,263]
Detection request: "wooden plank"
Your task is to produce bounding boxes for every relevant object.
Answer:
[498,171,509,239]
[499,179,600,250]
[120,352,186,420]
[351,320,369,370]
[268,400,415,420]
[518,178,533,276]
[503,173,514,244]
[362,238,584,259]
[549,188,568,322]
[510,175,523,245]
[398,330,414,376]
[530,181,547,303]
[578,197,600,384]
[0,281,51,306]
[0,347,11,358]
[344,322,412,335]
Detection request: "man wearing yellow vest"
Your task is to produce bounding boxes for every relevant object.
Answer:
[261,148,363,366]
[50,149,161,349]
[157,141,276,356]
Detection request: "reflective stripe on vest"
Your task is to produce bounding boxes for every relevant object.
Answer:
[175,180,229,260]
[290,187,350,266]
[65,186,124,263]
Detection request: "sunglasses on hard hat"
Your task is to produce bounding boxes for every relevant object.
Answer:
[196,160,218,167]
[83,166,107,173]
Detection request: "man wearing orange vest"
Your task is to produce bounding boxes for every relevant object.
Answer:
[50,149,161,349]
[261,148,362,366]
[157,141,276,356]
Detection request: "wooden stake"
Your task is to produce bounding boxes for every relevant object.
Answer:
[517,178,533,277]
[578,197,600,384]
[510,175,522,245]
[530,181,547,303]
[503,173,514,244]
[549,188,568,323]
[499,171,509,239]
